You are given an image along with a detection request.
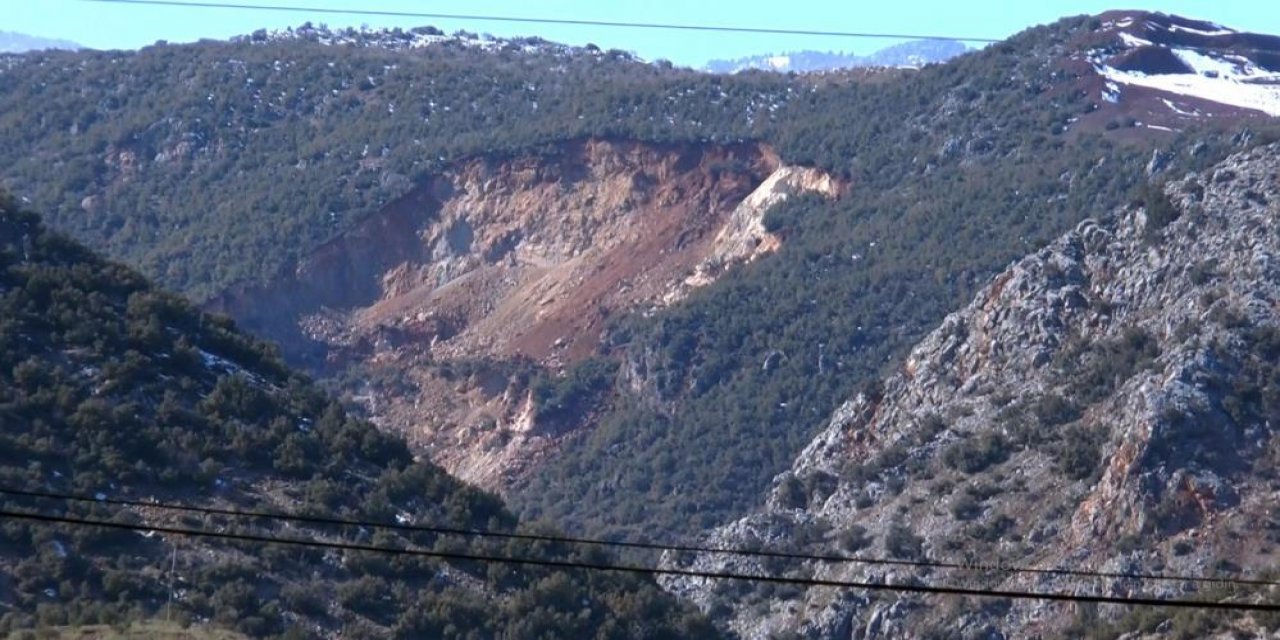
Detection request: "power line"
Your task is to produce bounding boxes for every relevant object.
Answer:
[4,486,1278,590]
[78,0,1003,43]
[2,507,1276,612]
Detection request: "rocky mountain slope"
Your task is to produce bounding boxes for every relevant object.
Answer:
[1071,11,1280,128]
[207,138,840,489]
[510,13,1280,542]
[5,10,1280,549]
[0,25,796,301]
[704,40,970,73]
[0,194,716,638]
[667,142,1280,638]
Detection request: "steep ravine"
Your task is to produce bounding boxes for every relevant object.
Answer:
[666,143,1280,638]
[207,138,840,489]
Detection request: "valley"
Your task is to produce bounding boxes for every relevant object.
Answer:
[1,5,1280,638]
[208,138,840,488]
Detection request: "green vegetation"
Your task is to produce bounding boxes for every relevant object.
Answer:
[1062,572,1280,640]
[0,195,717,638]
[942,433,1010,474]
[0,31,791,300]
[511,17,1272,540]
[885,522,926,560]
[6,12,1280,558]
[2,621,246,639]
[1138,181,1182,243]
[532,357,618,426]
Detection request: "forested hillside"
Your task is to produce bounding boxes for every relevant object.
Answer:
[0,25,792,300]
[0,194,715,638]
[508,17,1280,538]
[4,12,1279,552]
[670,141,1280,639]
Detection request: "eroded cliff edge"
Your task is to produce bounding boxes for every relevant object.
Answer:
[208,138,840,489]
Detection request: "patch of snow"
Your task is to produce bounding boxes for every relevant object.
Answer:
[766,55,791,70]
[1166,22,1235,37]
[1160,97,1200,116]
[1119,32,1154,48]
[1172,48,1244,77]
[1103,81,1121,103]
[1098,62,1280,117]
[1144,123,1178,132]
[198,349,257,381]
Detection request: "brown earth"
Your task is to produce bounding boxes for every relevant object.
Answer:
[208,138,840,490]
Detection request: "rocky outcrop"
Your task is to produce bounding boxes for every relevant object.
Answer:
[667,143,1280,637]
[669,165,841,303]
[208,138,839,490]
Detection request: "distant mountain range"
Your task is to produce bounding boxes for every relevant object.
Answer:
[704,39,971,73]
[0,30,80,53]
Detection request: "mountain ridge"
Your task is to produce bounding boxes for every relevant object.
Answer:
[0,31,80,54]
[0,193,717,637]
[3,17,1280,635]
[704,39,971,73]
[666,140,1280,638]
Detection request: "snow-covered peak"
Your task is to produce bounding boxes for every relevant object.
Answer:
[1087,11,1280,117]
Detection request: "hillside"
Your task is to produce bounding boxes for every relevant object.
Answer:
[508,12,1280,541]
[666,142,1280,638]
[0,24,793,301]
[0,194,716,637]
[5,9,1280,551]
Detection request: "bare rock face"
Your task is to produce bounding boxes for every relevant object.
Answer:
[670,166,841,302]
[208,138,839,490]
[666,143,1280,638]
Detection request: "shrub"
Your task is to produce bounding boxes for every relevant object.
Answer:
[942,432,1009,474]
[885,522,925,560]
[838,525,872,552]
[1139,183,1181,243]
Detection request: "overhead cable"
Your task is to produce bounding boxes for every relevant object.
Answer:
[4,486,1278,590]
[3,507,1278,611]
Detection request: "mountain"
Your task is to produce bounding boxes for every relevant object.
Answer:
[509,13,1279,541]
[666,141,1280,638]
[0,31,79,54]
[704,39,971,73]
[0,25,797,302]
[205,138,840,489]
[2,8,1279,562]
[1083,11,1280,118]
[0,194,716,637]
[4,9,1280,637]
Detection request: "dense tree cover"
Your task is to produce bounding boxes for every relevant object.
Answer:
[7,13,1280,551]
[509,17,1280,539]
[0,29,793,300]
[0,195,717,638]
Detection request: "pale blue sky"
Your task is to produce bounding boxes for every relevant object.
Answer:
[7,0,1279,66]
